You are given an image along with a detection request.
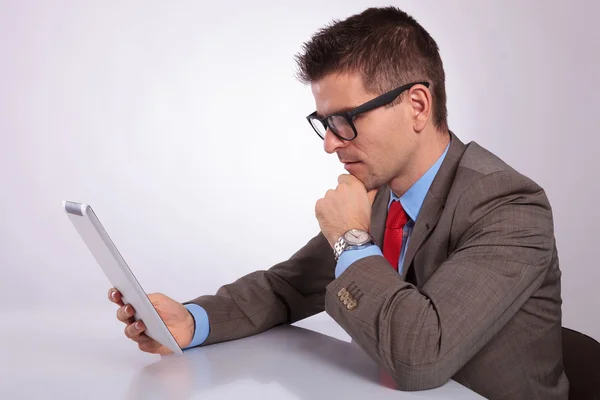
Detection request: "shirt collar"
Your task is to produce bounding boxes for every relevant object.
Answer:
[388,142,450,221]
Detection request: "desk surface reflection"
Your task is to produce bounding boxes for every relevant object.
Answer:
[0,309,482,399]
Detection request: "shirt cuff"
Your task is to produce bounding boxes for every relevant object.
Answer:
[335,244,383,278]
[183,303,210,349]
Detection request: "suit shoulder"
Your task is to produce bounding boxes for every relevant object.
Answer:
[459,141,513,176]
[452,141,543,194]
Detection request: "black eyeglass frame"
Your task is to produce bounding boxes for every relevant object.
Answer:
[306,81,430,141]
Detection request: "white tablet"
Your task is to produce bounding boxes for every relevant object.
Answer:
[62,200,183,355]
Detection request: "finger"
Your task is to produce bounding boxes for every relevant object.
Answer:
[138,334,162,354]
[367,188,379,206]
[108,288,124,306]
[337,174,354,185]
[117,304,135,324]
[124,320,146,341]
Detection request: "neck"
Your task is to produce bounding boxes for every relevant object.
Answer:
[388,130,450,197]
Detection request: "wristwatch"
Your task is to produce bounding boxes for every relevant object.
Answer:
[333,229,375,262]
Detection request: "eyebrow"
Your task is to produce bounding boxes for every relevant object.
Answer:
[315,105,359,118]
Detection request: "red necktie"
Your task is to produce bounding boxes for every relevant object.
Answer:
[379,200,409,388]
[383,200,408,271]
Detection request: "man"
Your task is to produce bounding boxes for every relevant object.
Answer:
[108,6,568,399]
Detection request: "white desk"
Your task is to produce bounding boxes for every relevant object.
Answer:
[0,308,483,399]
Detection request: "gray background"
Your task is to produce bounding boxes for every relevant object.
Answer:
[1,0,598,344]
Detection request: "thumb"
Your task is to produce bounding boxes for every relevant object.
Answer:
[147,293,165,305]
[367,188,379,206]
[147,293,172,311]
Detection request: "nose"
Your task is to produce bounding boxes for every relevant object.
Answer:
[323,129,347,154]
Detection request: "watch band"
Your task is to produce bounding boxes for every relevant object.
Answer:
[333,236,348,262]
[333,231,375,262]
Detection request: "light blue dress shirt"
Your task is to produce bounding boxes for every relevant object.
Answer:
[184,303,210,348]
[335,143,450,278]
[184,143,450,349]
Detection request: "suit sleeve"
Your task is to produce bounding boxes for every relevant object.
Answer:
[324,170,556,390]
[184,232,336,346]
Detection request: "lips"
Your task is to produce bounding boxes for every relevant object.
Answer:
[343,161,362,172]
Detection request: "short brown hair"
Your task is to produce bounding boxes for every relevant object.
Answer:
[295,6,448,133]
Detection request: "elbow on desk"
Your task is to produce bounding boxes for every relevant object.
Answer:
[387,359,455,391]
[378,322,456,390]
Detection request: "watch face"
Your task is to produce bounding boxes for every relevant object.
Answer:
[343,229,370,246]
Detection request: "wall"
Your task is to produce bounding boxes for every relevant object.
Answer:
[1,0,598,340]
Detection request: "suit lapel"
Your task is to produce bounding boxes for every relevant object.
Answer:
[369,133,467,273]
[370,185,390,249]
[400,193,444,277]
[400,132,467,276]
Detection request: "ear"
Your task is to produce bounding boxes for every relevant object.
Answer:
[408,84,432,132]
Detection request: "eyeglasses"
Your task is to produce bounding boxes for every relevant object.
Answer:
[306,81,430,141]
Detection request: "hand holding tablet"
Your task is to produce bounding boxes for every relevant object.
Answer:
[108,288,194,355]
[63,200,192,355]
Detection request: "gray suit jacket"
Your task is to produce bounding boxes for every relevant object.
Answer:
[186,133,569,399]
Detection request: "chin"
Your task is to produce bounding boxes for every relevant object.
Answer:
[365,183,381,192]
[360,176,381,192]
[366,175,391,192]
[351,166,385,192]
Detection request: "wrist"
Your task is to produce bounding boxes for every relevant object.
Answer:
[333,228,374,261]
[185,309,196,347]
[345,243,372,251]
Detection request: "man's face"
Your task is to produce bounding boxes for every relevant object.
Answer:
[310,73,418,192]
